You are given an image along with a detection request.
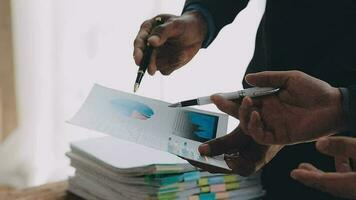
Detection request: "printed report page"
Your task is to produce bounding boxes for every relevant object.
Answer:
[69,84,229,169]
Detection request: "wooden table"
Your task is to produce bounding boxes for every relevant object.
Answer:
[0,181,84,200]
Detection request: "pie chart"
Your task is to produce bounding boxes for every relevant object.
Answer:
[111,99,154,120]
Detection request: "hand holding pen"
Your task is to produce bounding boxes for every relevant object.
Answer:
[133,12,208,92]
[134,17,164,92]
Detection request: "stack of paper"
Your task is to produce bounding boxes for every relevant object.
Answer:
[67,137,265,200]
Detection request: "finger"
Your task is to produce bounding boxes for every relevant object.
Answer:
[297,163,321,172]
[159,63,176,76]
[334,156,352,173]
[185,159,232,174]
[291,169,356,199]
[250,97,263,109]
[247,110,274,144]
[245,71,294,88]
[133,19,154,66]
[224,154,256,176]
[242,99,281,145]
[133,48,144,66]
[198,127,248,157]
[239,97,254,133]
[211,95,240,119]
[148,20,184,47]
[155,48,181,76]
[316,137,356,159]
[147,49,157,75]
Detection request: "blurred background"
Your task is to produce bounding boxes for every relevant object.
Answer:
[0,0,265,188]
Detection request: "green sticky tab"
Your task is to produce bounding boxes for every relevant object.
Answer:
[160,174,183,185]
[226,182,239,190]
[158,186,179,194]
[223,175,238,183]
[157,192,178,200]
[200,186,210,193]
[144,175,154,183]
[198,178,208,186]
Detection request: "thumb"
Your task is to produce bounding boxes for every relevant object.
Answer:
[147,20,184,47]
[245,71,292,88]
[291,169,356,199]
[198,127,248,157]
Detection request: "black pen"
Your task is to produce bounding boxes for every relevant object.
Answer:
[134,17,164,93]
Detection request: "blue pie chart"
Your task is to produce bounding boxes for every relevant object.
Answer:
[110,99,154,120]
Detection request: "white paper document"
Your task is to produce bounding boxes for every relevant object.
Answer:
[69,84,230,169]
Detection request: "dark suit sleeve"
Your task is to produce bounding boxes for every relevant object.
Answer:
[184,0,249,45]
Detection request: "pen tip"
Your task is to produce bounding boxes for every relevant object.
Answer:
[134,83,139,93]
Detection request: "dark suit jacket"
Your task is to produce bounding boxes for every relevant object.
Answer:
[185,0,356,199]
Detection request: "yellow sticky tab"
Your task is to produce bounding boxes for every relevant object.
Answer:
[226,182,239,190]
[198,178,208,186]
[201,186,210,193]
[224,175,238,183]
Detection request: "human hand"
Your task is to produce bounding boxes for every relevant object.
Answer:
[239,70,347,145]
[186,95,283,176]
[291,136,356,199]
[133,11,207,76]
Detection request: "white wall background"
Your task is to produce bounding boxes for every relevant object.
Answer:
[0,0,265,187]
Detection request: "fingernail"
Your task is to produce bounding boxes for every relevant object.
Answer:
[241,97,249,110]
[245,96,253,105]
[290,170,298,180]
[210,95,217,99]
[198,144,210,155]
[210,95,218,102]
[148,70,156,76]
[244,75,254,86]
[290,173,296,180]
[316,138,329,151]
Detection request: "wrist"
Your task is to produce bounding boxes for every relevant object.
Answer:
[182,10,209,45]
[182,10,208,46]
[329,87,348,133]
